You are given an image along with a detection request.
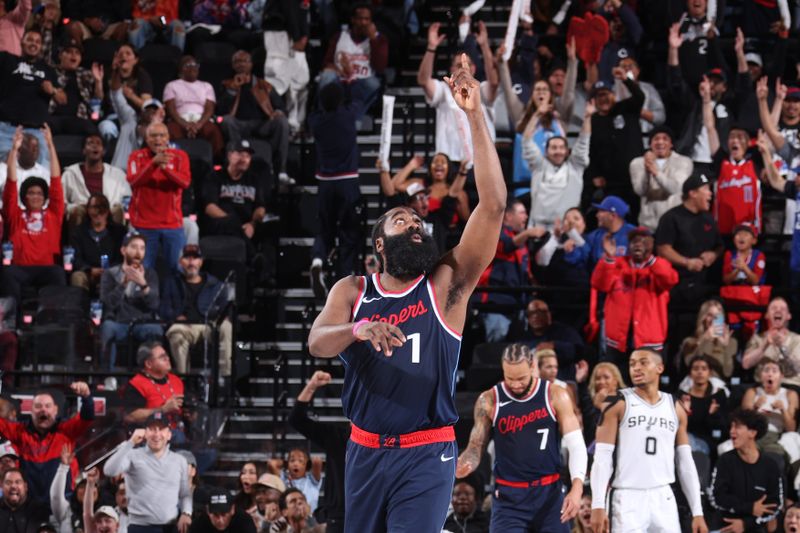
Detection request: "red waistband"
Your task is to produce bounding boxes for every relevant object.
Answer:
[496,473,560,489]
[350,423,455,449]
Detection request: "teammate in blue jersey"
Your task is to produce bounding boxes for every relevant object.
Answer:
[308,54,507,533]
[456,344,588,532]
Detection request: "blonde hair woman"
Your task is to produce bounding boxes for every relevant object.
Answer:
[679,299,737,378]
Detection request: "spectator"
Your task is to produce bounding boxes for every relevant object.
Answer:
[51,444,96,533]
[678,355,728,456]
[288,371,349,530]
[99,234,162,369]
[30,0,63,67]
[583,195,637,268]
[441,479,489,533]
[742,359,800,463]
[592,226,678,362]
[0,29,56,164]
[706,119,764,236]
[189,486,256,533]
[126,122,191,271]
[629,126,693,231]
[110,44,154,113]
[0,382,94,507]
[62,134,131,226]
[63,0,129,43]
[261,0,310,134]
[164,55,224,160]
[575,360,626,445]
[161,244,232,379]
[319,3,388,119]
[69,194,126,293]
[219,50,291,184]
[268,488,321,533]
[268,448,321,515]
[128,0,185,51]
[668,23,732,174]
[0,125,65,304]
[475,199,541,343]
[0,469,49,529]
[201,139,275,273]
[103,415,192,533]
[709,408,783,532]
[123,341,185,435]
[722,223,768,337]
[515,298,585,382]
[535,348,579,409]
[584,68,644,209]
[522,98,593,230]
[674,4,725,89]
[535,208,591,294]
[679,299,738,378]
[47,39,104,136]
[785,504,800,533]
[742,297,800,385]
[0,442,19,478]
[0,302,18,389]
[82,468,121,533]
[614,51,666,135]
[250,475,284,532]
[655,173,723,305]
[233,462,261,512]
[418,23,497,164]
[0,132,49,209]
[308,83,363,296]
[0,0,31,57]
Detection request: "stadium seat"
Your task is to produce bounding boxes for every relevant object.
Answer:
[194,41,236,92]
[138,44,182,100]
[200,235,248,308]
[81,38,120,70]
[173,138,213,168]
[53,135,85,168]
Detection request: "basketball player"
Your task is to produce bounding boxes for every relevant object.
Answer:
[457,344,587,532]
[589,349,708,533]
[308,54,507,532]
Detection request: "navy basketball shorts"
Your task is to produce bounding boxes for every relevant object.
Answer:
[344,427,457,533]
[490,479,569,533]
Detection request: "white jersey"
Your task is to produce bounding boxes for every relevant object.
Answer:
[334,29,372,81]
[612,388,678,490]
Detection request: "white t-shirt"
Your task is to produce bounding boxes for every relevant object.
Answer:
[0,162,51,209]
[426,79,496,163]
[613,388,678,490]
[334,29,372,81]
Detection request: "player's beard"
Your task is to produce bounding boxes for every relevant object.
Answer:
[509,377,534,399]
[382,228,439,279]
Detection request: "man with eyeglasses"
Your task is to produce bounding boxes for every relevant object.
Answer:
[514,299,585,382]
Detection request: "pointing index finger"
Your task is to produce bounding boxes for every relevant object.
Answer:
[461,52,469,71]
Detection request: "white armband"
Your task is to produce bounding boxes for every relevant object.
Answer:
[563,429,587,483]
[676,444,704,517]
[590,442,614,509]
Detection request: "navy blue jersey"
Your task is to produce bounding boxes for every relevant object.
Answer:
[340,273,462,435]
[492,379,561,481]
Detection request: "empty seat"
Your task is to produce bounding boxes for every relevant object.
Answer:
[194,41,236,92]
[173,138,213,168]
[200,236,248,308]
[53,135,86,167]
[139,44,182,100]
[81,38,120,70]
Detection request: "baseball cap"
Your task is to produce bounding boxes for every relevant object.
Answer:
[142,98,164,110]
[616,47,636,64]
[122,232,143,246]
[226,139,255,154]
[255,473,286,493]
[592,195,630,217]
[745,52,763,67]
[786,87,800,101]
[94,506,120,522]
[176,449,197,467]
[405,182,428,199]
[37,524,56,533]
[208,487,234,513]
[590,80,613,97]
[61,38,83,54]
[649,125,674,142]
[145,411,169,428]
[181,244,202,259]
[706,68,727,82]
[682,173,711,195]
[628,226,653,240]
[0,441,18,459]
[733,222,758,239]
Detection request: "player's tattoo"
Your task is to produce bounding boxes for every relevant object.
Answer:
[461,391,492,467]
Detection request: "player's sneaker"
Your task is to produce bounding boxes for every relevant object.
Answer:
[310,258,328,299]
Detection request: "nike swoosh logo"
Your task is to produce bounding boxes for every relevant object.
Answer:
[440,454,454,462]
[497,401,514,408]
[362,297,382,303]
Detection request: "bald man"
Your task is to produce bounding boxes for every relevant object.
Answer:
[126,122,191,271]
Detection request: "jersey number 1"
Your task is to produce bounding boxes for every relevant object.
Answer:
[407,333,420,363]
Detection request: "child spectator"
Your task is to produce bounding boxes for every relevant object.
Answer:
[742,359,800,464]
[269,448,322,514]
[721,223,768,338]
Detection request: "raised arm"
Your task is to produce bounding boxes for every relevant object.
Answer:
[378,156,423,197]
[700,76,721,156]
[455,389,493,478]
[434,54,507,329]
[497,45,524,126]
[417,23,445,100]
[83,468,99,533]
[758,76,785,151]
[475,22,498,104]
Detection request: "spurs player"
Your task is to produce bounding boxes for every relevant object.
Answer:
[590,349,708,533]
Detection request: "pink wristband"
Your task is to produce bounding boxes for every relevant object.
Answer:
[352,318,370,338]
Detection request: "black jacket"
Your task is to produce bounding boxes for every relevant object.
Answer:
[70,221,126,272]
[0,497,50,533]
